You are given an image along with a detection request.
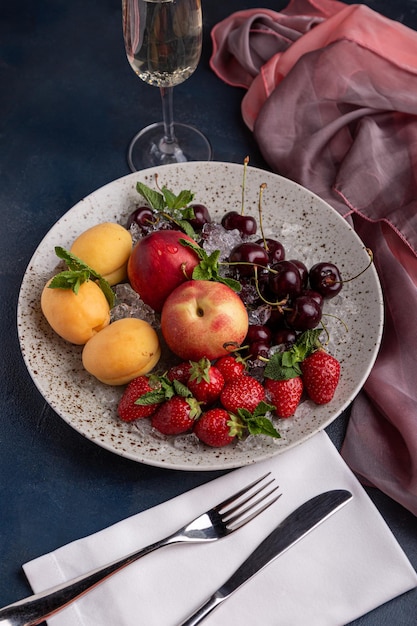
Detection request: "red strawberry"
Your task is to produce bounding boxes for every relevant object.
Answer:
[220,374,265,413]
[117,376,160,422]
[264,376,303,418]
[167,361,193,384]
[187,358,224,405]
[151,395,201,435]
[215,354,246,383]
[194,409,238,447]
[301,350,340,404]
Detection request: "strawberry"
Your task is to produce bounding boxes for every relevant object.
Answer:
[301,350,340,404]
[220,374,265,413]
[166,361,193,384]
[117,375,160,422]
[187,357,224,405]
[264,376,303,418]
[215,354,246,383]
[151,395,201,435]
[194,409,239,447]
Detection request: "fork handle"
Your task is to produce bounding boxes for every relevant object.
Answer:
[0,535,175,626]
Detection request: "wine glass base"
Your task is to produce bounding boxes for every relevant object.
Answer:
[127,122,213,172]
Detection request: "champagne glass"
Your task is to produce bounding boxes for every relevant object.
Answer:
[122,0,212,171]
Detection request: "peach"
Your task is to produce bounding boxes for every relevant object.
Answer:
[81,318,161,385]
[41,278,111,345]
[161,280,249,361]
[70,222,132,285]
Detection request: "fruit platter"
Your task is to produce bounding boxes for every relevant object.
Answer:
[17,161,383,470]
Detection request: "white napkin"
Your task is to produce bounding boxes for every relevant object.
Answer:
[23,431,417,626]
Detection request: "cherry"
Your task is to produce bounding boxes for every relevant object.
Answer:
[245,324,272,344]
[273,328,297,348]
[309,262,343,299]
[285,295,322,330]
[289,259,308,289]
[268,260,302,300]
[126,206,157,233]
[248,340,270,360]
[302,288,323,308]
[188,203,211,230]
[229,242,269,277]
[256,238,285,263]
[221,211,257,237]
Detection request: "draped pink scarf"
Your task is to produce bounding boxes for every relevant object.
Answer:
[211,0,417,515]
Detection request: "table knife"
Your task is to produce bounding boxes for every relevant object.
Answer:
[179,489,352,626]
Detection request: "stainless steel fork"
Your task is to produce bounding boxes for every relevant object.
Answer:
[0,473,280,626]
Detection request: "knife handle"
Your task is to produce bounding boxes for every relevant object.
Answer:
[179,593,224,626]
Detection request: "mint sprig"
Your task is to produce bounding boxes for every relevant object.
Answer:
[264,328,323,380]
[237,401,280,439]
[179,238,242,292]
[49,246,115,308]
[135,181,197,239]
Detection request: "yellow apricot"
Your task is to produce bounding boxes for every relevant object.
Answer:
[41,278,110,345]
[82,318,161,385]
[70,222,132,286]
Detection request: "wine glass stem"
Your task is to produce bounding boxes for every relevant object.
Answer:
[160,86,176,146]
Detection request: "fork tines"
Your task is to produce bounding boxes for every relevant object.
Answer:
[218,472,281,530]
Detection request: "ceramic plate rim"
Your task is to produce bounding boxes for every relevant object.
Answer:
[17,162,384,471]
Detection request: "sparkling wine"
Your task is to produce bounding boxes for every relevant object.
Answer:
[123,0,202,88]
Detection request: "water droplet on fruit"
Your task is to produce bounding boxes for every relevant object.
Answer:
[167,245,179,254]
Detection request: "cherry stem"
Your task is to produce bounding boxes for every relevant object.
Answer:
[257,183,268,251]
[241,156,249,216]
[334,248,374,285]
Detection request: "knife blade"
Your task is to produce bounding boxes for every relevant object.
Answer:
[179,489,352,626]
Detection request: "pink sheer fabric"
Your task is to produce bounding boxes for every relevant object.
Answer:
[210,0,417,515]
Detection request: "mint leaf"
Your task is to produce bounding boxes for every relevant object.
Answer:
[136,182,165,211]
[236,401,280,439]
[52,246,115,307]
[162,186,194,210]
[48,270,90,294]
[264,351,302,380]
[246,416,281,438]
[179,238,242,292]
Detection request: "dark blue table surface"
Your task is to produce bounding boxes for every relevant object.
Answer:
[1,0,416,623]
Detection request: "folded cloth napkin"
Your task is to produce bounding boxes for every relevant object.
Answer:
[210,0,417,516]
[23,432,417,626]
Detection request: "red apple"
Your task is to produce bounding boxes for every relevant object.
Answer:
[127,230,200,312]
[160,280,249,361]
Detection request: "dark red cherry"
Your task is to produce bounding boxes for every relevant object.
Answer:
[273,328,297,348]
[302,289,323,308]
[309,262,343,299]
[126,206,157,232]
[188,203,211,229]
[289,259,308,288]
[285,295,322,330]
[221,211,257,237]
[229,242,268,277]
[268,260,302,299]
[248,340,270,360]
[245,324,272,344]
[256,238,285,263]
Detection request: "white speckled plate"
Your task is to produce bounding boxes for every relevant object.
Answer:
[17,162,383,470]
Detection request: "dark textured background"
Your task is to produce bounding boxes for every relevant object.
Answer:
[0,1,416,622]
